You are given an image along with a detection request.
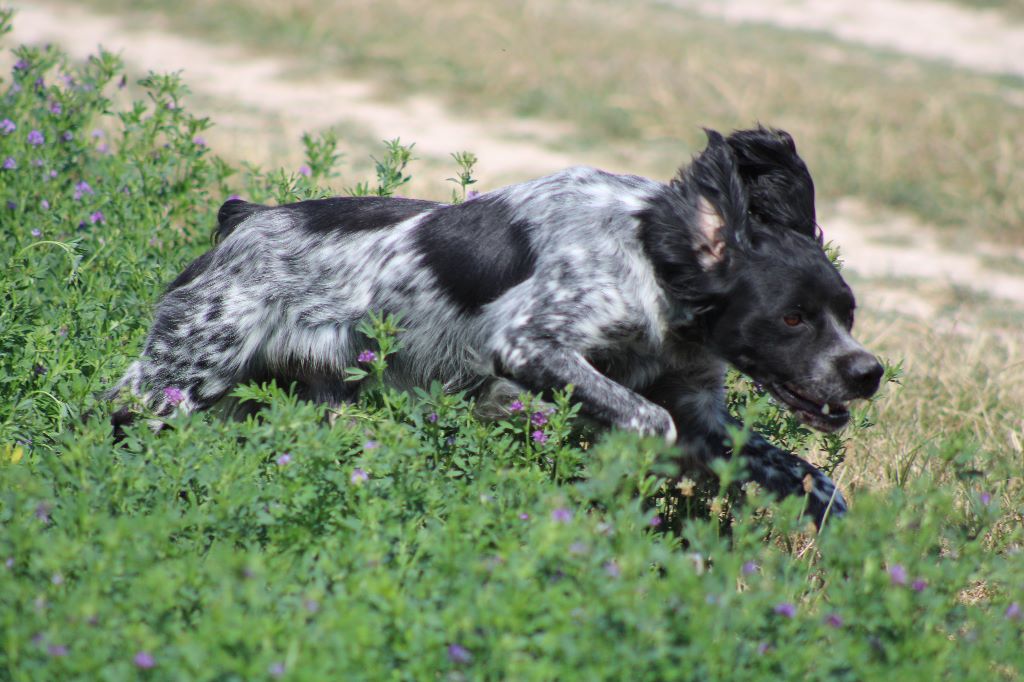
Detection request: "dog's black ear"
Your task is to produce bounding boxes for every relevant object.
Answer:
[725,126,818,240]
[687,129,750,268]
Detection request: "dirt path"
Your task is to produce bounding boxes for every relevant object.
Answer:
[672,0,1024,79]
[8,0,1024,315]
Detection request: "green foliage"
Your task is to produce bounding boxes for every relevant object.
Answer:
[1,36,1022,681]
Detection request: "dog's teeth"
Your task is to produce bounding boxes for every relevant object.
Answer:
[822,404,830,415]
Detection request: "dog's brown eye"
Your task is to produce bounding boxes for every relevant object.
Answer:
[783,313,802,327]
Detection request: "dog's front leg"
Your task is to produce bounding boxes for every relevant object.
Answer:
[498,346,677,443]
[645,375,846,527]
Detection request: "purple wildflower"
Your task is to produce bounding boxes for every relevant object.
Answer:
[604,560,621,578]
[27,130,44,146]
[447,644,472,664]
[531,430,548,444]
[60,74,75,87]
[298,164,312,177]
[888,564,908,586]
[363,440,379,450]
[62,131,73,142]
[166,101,176,110]
[91,129,104,139]
[268,662,286,678]
[6,201,15,210]
[133,651,155,669]
[304,599,319,613]
[1006,602,1021,620]
[757,642,771,655]
[192,135,206,147]
[0,119,14,135]
[34,77,44,91]
[163,386,185,405]
[551,507,572,523]
[773,602,796,618]
[427,412,438,423]
[357,350,377,363]
[3,157,15,170]
[466,189,480,200]
[980,492,992,505]
[508,399,524,412]
[49,170,57,179]
[89,210,105,224]
[741,561,758,576]
[73,181,93,200]
[4,557,12,569]
[13,59,28,72]
[33,158,44,167]
[825,612,844,628]
[531,411,548,427]
[275,453,292,466]
[351,468,368,484]
[97,142,109,154]
[569,541,589,555]
[47,644,69,657]
[51,573,63,585]
[35,502,51,524]
[650,515,662,527]
[518,512,530,520]
[912,579,928,593]
[49,101,62,115]
[40,199,49,210]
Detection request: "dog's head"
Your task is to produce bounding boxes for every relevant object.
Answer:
[649,127,883,432]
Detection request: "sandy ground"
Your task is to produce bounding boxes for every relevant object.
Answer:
[7,0,1024,318]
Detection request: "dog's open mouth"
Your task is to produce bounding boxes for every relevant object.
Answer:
[768,383,850,432]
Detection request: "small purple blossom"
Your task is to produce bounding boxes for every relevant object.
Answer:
[268,662,286,678]
[912,579,928,593]
[888,564,908,586]
[604,560,621,578]
[89,210,105,224]
[4,557,12,569]
[351,468,369,484]
[62,131,73,142]
[49,101,62,115]
[298,164,312,177]
[773,602,796,618]
[447,643,471,664]
[531,430,548,444]
[363,440,379,450]
[0,119,14,135]
[427,412,438,423]
[34,77,45,91]
[40,199,49,210]
[49,170,57,179]
[825,612,844,628]
[60,74,75,87]
[466,189,480,200]
[275,453,292,466]
[3,157,15,170]
[192,135,206,147]
[304,598,319,613]
[757,642,771,655]
[27,130,44,146]
[6,201,15,210]
[531,411,548,427]
[518,512,530,521]
[551,507,572,523]
[569,541,589,555]
[35,502,51,524]
[357,349,377,363]
[73,181,93,200]
[51,572,63,585]
[91,129,105,139]
[33,159,44,167]
[13,59,28,72]
[741,561,758,576]
[980,492,992,505]
[508,399,524,412]
[47,644,69,657]
[134,651,155,669]
[97,142,109,154]
[649,515,662,527]
[163,386,185,405]
[1006,602,1021,620]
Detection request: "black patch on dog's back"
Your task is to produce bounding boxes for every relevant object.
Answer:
[165,250,216,293]
[413,197,537,314]
[286,197,441,236]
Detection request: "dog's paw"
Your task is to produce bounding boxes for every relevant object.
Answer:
[624,405,677,445]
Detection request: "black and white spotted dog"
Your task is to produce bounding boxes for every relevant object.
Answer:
[111,126,882,526]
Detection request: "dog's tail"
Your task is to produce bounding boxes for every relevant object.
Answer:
[214,198,266,243]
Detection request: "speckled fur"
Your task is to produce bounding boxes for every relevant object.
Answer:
[111,127,881,527]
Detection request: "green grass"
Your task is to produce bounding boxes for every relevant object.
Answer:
[35,0,1024,246]
[2,16,1024,681]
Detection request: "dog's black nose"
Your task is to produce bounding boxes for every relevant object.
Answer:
[839,352,884,398]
